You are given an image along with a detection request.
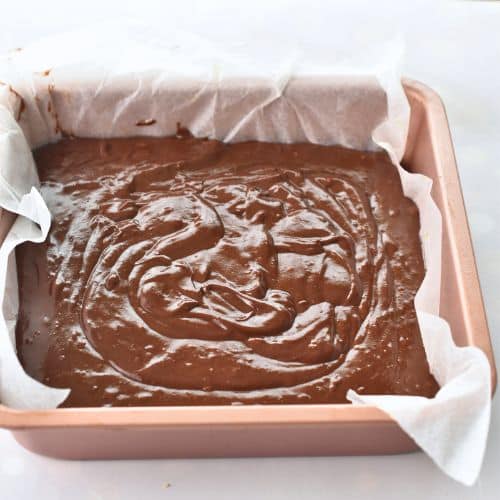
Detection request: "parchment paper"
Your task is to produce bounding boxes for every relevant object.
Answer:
[0,22,491,485]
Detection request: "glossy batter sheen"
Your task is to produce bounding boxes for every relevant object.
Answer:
[16,135,438,407]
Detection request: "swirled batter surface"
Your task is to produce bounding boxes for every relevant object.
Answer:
[16,136,438,407]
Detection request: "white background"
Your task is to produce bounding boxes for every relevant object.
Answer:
[1,1,499,498]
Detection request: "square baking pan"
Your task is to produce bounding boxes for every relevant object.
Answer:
[0,79,495,459]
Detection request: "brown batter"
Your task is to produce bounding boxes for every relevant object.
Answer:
[16,135,438,407]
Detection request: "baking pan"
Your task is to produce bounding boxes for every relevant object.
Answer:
[0,79,495,459]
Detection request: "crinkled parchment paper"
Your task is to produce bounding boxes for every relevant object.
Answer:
[0,21,491,485]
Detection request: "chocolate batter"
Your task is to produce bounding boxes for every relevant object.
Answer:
[16,136,438,407]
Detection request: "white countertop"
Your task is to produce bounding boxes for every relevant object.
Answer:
[1,1,499,498]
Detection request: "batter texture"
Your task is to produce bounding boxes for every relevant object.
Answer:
[16,135,438,407]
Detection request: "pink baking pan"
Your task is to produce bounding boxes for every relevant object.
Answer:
[0,79,495,459]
